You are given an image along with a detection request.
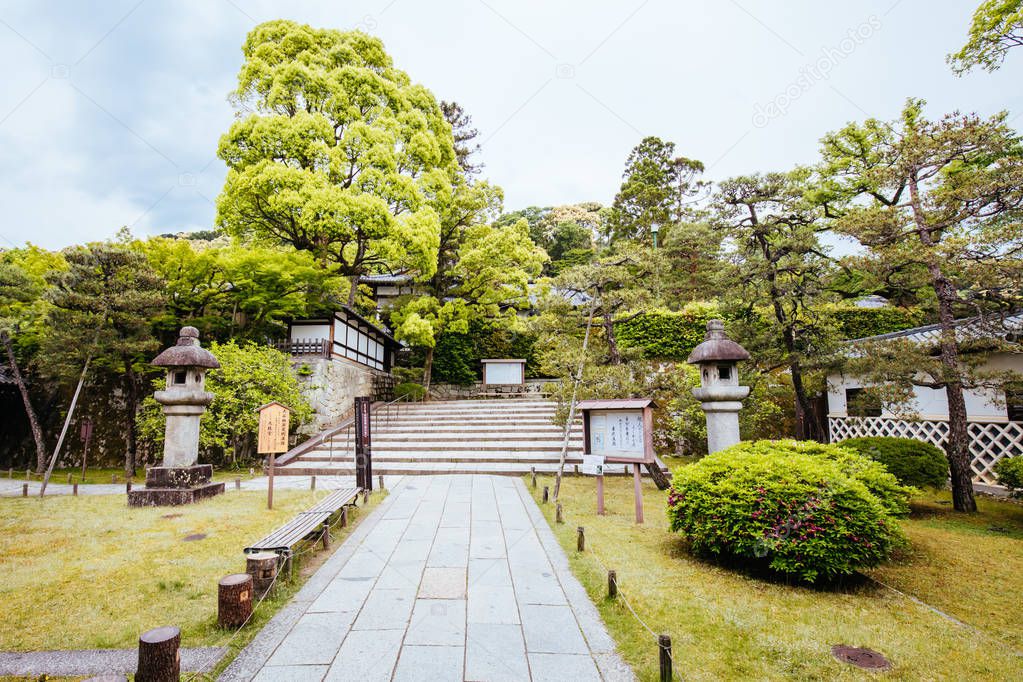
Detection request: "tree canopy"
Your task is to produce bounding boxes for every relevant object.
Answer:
[949,0,1023,73]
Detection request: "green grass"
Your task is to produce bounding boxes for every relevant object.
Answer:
[530,475,1023,681]
[8,466,264,485]
[0,487,382,654]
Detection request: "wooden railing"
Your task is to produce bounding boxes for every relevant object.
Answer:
[271,338,331,358]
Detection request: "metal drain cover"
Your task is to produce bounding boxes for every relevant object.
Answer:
[832,645,891,671]
[182,533,207,541]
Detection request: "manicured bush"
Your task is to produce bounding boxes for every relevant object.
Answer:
[838,436,948,490]
[666,441,908,582]
[394,382,426,401]
[826,305,925,340]
[994,456,1023,498]
[615,303,720,361]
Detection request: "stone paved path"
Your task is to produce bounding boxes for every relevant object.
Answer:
[221,475,634,681]
[0,646,224,677]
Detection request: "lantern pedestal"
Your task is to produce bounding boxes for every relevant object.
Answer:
[128,464,225,507]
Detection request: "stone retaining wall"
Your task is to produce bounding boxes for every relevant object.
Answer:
[428,378,553,400]
[293,357,387,433]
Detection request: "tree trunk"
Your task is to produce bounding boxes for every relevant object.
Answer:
[603,309,621,365]
[123,364,139,478]
[934,276,977,512]
[422,346,434,401]
[1,331,47,473]
[347,274,359,307]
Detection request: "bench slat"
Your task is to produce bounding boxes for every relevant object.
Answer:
[244,487,362,554]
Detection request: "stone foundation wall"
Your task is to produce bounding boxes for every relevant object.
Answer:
[293,357,387,433]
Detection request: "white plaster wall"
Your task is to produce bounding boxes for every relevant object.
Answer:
[827,352,1022,421]
[291,323,330,341]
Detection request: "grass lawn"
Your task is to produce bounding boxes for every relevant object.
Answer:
[9,466,263,485]
[530,474,1023,681]
[0,487,381,656]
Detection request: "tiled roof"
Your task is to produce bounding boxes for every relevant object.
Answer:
[849,312,1023,346]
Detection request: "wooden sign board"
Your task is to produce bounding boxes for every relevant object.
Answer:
[581,406,654,464]
[581,454,605,476]
[257,402,291,455]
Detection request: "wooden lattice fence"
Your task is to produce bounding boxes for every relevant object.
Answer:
[829,416,1023,486]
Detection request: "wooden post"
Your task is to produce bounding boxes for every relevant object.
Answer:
[542,486,549,504]
[531,467,536,488]
[378,474,384,490]
[234,476,241,490]
[136,625,180,682]
[267,453,275,510]
[321,521,331,550]
[310,475,316,491]
[7,468,12,478]
[245,552,279,598]
[556,502,564,524]
[66,472,72,485]
[577,526,585,552]
[633,463,644,524]
[73,482,79,496]
[340,506,348,528]
[111,473,117,484]
[217,574,253,629]
[597,473,605,516]
[126,481,132,494]
[25,468,30,480]
[658,634,672,682]
[361,489,369,504]
[608,570,617,599]
[22,483,28,497]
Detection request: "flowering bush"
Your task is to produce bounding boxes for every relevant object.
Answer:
[666,441,908,582]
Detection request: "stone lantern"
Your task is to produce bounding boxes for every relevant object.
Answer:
[128,326,225,507]
[687,319,751,454]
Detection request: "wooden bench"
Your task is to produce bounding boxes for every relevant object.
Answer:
[244,486,361,556]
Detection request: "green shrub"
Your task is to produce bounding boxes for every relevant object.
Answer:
[838,436,948,490]
[615,303,720,361]
[394,382,426,401]
[994,456,1023,497]
[826,305,925,340]
[666,441,907,581]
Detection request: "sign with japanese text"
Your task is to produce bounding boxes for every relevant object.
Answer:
[257,402,291,454]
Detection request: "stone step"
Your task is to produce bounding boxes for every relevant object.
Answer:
[367,426,574,436]
[294,452,585,464]
[308,441,583,455]
[274,461,640,476]
[329,434,583,444]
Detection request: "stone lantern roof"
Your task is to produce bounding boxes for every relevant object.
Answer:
[686,320,751,364]
[152,327,221,369]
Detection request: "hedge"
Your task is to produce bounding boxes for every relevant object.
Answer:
[429,320,539,385]
[838,436,948,489]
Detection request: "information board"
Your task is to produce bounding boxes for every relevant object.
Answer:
[257,402,290,454]
[581,454,606,476]
[588,409,644,459]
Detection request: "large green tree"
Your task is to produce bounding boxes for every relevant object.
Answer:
[817,98,1023,512]
[215,20,457,304]
[139,237,343,343]
[42,241,166,476]
[949,0,1023,73]
[608,136,705,244]
[715,171,836,442]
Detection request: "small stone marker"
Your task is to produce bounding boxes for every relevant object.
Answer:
[218,573,253,629]
[136,625,180,682]
[246,551,279,597]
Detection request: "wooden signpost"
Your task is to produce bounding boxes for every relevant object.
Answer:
[354,396,373,492]
[258,401,291,510]
[577,399,656,524]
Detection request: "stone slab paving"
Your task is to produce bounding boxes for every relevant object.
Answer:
[221,475,635,681]
[0,475,403,497]
[0,647,224,677]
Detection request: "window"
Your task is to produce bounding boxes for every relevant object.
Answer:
[1007,383,1023,422]
[846,388,882,418]
[173,370,187,385]
[718,365,731,381]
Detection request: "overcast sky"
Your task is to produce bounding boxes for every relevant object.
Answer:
[0,0,1019,249]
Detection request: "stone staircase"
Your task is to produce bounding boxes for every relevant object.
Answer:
[275,398,596,476]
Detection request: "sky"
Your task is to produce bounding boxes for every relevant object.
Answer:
[0,0,1020,250]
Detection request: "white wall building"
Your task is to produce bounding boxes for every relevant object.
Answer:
[827,314,1023,486]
